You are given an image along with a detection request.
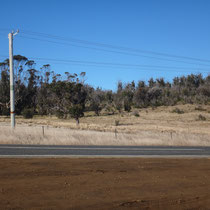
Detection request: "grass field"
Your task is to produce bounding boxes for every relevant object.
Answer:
[0,104,210,146]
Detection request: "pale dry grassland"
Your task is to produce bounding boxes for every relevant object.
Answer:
[0,104,210,146]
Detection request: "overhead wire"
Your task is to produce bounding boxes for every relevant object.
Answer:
[0,29,210,74]
[27,56,210,71]
[34,63,210,74]
[0,54,209,73]
[1,28,210,64]
[1,29,210,67]
[20,29,210,63]
[15,34,210,67]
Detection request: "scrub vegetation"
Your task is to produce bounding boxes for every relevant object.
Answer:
[0,55,210,146]
[0,55,210,125]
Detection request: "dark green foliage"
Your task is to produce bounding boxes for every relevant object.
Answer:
[0,55,210,120]
[69,104,85,124]
[114,81,124,113]
[1,107,10,116]
[36,84,50,115]
[22,108,34,119]
[124,101,131,112]
[87,86,105,116]
[55,110,65,119]
[0,69,10,115]
[69,83,87,123]
[90,102,102,116]
[133,82,148,108]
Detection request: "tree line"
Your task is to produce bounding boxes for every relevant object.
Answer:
[0,55,210,123]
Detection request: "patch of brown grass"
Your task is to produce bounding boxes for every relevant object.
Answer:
[0,104,210,146]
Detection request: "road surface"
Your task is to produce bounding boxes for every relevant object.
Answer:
[0,144,210,157]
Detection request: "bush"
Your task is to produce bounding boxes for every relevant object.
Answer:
[22,108,34,119]
[105,104,115,115]
[171,108,184,114]
[69,104,85,124]
[197,114,206,121]
[124,102,131,112]
[1,107,10,116]
[195,106,206,111]
[55,110,64,119]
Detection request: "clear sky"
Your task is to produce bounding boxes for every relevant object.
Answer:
[0,0,210,90]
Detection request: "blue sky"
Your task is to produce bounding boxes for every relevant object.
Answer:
[0,0,210,90]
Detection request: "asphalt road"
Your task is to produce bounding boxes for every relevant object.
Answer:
[0,144,210,157]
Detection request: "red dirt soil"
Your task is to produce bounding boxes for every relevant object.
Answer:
[0,158,210,209]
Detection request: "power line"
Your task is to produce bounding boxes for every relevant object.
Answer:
[1,29,210,67]
[20,29,210,63]
[36,62,210,74]
[1,28,210,64]
[1,54,209,73]
[28,56,210,70]
[15,35,210,67]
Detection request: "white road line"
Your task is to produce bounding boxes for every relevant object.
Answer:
[0,146,204,151]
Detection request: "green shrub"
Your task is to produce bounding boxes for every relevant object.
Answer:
[1,108,10,116]
[124,102,131,112]
[22,108,34,119]
[55,110,64,119]
[69,104,85,124]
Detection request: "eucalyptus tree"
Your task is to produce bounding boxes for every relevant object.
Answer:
[0,61,10,115]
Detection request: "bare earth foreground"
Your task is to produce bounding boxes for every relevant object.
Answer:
[0,158,210,210]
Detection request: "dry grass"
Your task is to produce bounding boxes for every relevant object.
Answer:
[0,104,210,146]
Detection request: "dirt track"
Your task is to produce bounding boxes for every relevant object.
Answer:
[0,158,210,210]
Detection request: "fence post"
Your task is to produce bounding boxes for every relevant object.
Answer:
[42,126,45,137]
[115,129,117,139]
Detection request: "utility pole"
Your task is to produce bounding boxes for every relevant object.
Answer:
[8,30,19,129]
